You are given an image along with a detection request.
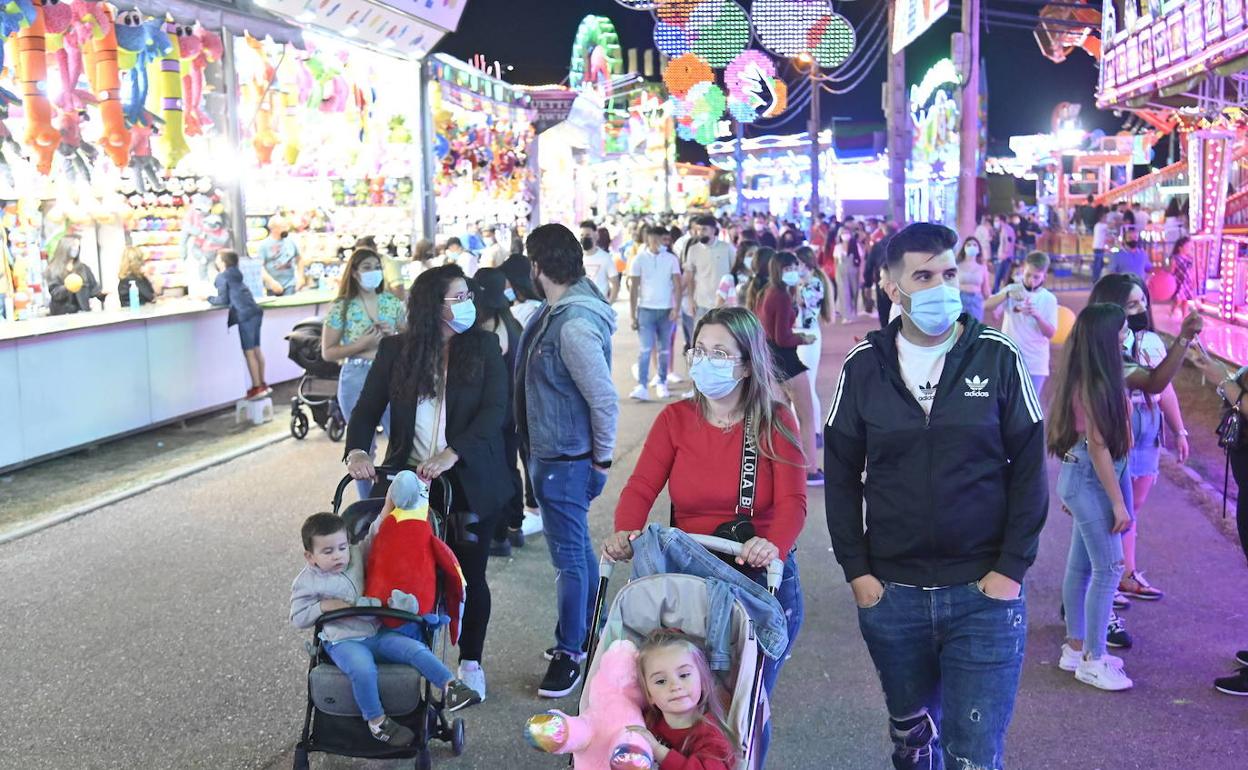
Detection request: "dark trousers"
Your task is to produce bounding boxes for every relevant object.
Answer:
[876,286,893,328]
[1229,447,1248,562]
[992,258,1015,293]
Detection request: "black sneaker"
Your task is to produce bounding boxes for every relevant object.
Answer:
[538,652,582,698]
[445,679,483,712]
[543,645,588,662]
[1236,650,1248,668]
[508,527,525,548]
[1214,668,1248,696]
[488,537,512,558]
[369,716,416,746]
[1106,612,1133,650]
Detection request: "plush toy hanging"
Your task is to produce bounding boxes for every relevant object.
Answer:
[1,1,35,107]
[128,122,161,193]
[80,3,129,168]
[151,21,189,168]
[115,10,170,128]
[180,25,220,136]
[16,3,62,175]
[56,109,97,182]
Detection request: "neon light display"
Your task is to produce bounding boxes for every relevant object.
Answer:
[614,1,660,9]
[650,0,751,68]
[663,51,714,96]
[752,0,856,68]
[909,58,960,178]
[724,50,788,123]
[569,15,624,93]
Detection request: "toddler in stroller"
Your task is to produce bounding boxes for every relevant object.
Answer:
[289,471,480,767]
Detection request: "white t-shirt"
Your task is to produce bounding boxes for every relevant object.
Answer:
[687,240,734,309]
[629,248,681,309]
[480,241,508,270]
[512,298,542,328]
[582,248,619,297]
[1092,222,1110,250]
[1001,285,1059,376]
[896,329,960,415]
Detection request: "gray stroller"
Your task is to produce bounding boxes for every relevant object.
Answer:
[578,530,787,769]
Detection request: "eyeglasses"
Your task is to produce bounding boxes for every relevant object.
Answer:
[444,291,474,304]
[685,348,742,366]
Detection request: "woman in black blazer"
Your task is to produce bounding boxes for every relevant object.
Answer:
[345,264,508,695]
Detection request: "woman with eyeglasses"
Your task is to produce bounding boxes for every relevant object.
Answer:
[605,306,806,766]
[344,264,509,702]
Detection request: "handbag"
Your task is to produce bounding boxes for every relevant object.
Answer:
[1217,388,1246,520]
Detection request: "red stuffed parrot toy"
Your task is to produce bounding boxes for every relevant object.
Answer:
[365,472,466,642]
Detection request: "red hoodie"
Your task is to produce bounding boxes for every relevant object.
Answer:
[648,712,737,770]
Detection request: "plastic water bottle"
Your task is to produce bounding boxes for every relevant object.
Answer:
[128,280,140,310]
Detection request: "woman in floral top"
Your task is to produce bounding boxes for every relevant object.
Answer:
[794,246,832,431]
[322,248,406,495]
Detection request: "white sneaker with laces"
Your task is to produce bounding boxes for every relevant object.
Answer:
[654,384,670,399]
[666,372,685,385]
[1059,643,1122,672]
[628,385,650,401]
[458,660,486,701]
[521,510,543,536]
[1075,654,1134,691]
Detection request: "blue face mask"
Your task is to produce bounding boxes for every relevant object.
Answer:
[689,358,742,400]
[503,287,516,302]
[446,300,477,334]
[358,270,383,291]
[781,270,800,287]
[898,283,962,336]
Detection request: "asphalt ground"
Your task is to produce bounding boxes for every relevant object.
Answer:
[2,300,1246,770]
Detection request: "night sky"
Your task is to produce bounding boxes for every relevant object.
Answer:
[435,0,1121,159]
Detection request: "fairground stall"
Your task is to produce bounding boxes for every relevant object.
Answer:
[425,54,536,245]
[1096,0,1248,326]
[0,0,467,471]
[707,129,889,220]
[906,57,962,228]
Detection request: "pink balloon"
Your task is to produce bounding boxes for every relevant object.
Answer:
[1147,270,1178,303]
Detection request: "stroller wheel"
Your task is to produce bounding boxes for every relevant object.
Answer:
[291,745,309,770]
[451,717,466,756]
[414,747,432,770]
[326,414,345,442]
[290,410,310,440]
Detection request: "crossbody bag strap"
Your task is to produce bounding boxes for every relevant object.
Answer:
[736,415,758,518]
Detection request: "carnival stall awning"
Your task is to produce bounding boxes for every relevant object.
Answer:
[110,0,304,46]
[255,0,454,58]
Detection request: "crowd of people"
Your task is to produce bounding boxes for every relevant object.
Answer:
[277,204,1246,769]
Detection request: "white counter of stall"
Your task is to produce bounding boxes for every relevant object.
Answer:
[0,291,334,470]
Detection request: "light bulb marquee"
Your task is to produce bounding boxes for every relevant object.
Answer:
[752,0,856,68]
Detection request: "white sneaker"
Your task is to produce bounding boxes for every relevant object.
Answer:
[630,363,640,383]
[1075,654,1134,691]
[666,372,685,385]
[681,389,696,399]
[1059,643,1122,672]
[649,376,661,387]
[458,661,486,701]
[521,509,544,536]
[654,384,670,399]
[629,385,650,401]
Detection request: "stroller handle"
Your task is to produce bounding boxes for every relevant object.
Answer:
[599,533,784,591]
[313,606,424,634]
[332,465,449,512]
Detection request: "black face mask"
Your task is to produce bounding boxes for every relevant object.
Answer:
[698,236,711,245]
[1127,312,1149,333]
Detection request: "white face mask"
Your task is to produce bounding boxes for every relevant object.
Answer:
[781,270,800,287]
[964,244,980,258]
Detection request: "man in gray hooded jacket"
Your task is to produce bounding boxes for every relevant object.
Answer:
[516,223,619,698]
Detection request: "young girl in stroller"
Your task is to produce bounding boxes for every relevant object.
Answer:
[628,629,737,769]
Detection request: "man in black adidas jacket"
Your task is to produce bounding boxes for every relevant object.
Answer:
[824,223,1047,770]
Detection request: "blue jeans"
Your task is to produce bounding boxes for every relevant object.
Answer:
[680,310,695,352]
[754,553,803,769]
[532,457,606,654]
[338,358,391,498]
[324,630,454,721]
[960,291,984,322]
[1091,249,1107,284]
[992,258,1015,293]
[637,307,674,385]
[858,582,1026,770]
[1059,441,1129,658]
[1128,402,1162,478]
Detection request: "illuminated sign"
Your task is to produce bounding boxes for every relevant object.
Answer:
[892,0,951,54]
[909,58,960,176]
[380,0,468,33]
[753,0,856,68]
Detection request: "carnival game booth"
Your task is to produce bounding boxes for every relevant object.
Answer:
[707,129,888,221]
[427,54,536,243]
[1096,0,1248,326]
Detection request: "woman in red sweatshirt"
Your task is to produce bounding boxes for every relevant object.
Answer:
[758,252,821,484]
[605,306,805,767]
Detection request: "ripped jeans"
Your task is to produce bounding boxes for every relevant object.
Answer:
[858,582,1026,770]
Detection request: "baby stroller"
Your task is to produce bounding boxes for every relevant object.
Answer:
[285,317,346,442]
[293,467,466,770]
[581,531,786,770]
